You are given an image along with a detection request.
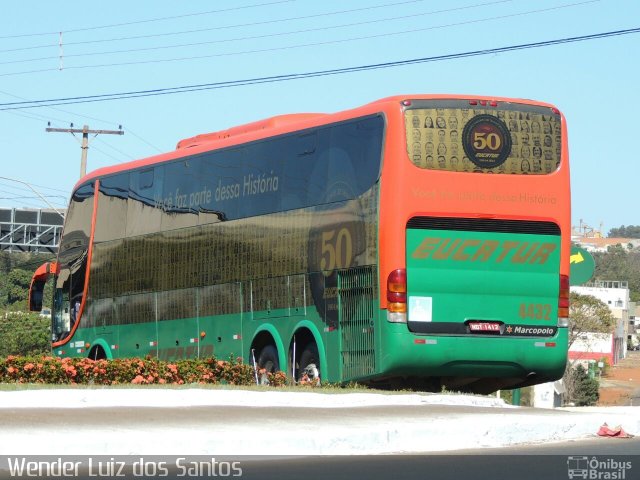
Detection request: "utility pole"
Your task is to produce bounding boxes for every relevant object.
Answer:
[46,124,124,178]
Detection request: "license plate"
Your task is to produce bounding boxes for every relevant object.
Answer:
[468,321,501,333]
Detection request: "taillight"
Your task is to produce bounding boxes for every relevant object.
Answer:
[558,274,569,327]
[387,269,407,323]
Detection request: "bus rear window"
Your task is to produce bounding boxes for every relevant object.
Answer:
[405,101,562,174]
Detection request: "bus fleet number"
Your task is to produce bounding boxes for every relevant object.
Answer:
[320,228,353,273]
[519,303,551,321]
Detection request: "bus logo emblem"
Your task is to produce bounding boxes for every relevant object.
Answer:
[462,114,512,169]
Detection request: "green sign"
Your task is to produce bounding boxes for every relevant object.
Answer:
[570,246,595,286]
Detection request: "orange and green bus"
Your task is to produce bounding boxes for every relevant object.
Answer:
[30,94,570,393]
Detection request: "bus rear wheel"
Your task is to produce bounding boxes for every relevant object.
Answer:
[297,344,321,385]
[257,345,280,385]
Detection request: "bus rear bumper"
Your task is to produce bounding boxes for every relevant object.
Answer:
[377,324,568,392]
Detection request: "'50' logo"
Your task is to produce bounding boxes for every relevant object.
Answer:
[320,227,354,274]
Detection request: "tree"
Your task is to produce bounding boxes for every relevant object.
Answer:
[562,293,613,406]
[568,292,615,349]
[0,312,51,357]
[0,252,56,312]
[593,245,640,302]
[0,268,32,309]
[608,225,640,238]
[565,364,599,406]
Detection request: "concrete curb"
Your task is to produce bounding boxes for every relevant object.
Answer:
[1,390,638,455]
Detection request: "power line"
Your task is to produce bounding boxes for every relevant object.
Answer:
[0,0,519,65]
[0,194,67,206]
[125,127,163,153]
[0,0,594,70]
[0,180,69,196]
[0,26,638,111]
[0,0,505,54]
[0,88,161,154]
[0,0,296,39]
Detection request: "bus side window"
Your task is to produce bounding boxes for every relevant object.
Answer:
[281,132,318,210]
[95,173,130,242]
[330,116,384,195]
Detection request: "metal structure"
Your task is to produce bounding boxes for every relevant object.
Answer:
[0,208,65,254]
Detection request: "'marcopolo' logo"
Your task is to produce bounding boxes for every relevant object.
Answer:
[462,114,512,169]
[504,325,557,337]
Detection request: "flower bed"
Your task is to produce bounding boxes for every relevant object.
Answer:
[0,355,287,386]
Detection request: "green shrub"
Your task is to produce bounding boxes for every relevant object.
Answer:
[0,355,286,387]
[567,364,599,406]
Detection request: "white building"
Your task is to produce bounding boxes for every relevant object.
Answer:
[570,281,629,366]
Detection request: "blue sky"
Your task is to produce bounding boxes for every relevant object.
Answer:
[0,0,637,234]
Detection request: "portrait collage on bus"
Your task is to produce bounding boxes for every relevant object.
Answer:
[405,100,562,175]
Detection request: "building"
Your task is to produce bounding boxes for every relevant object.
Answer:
[570,220,640,252]
[570,281,629,366]
[572,236,640,253]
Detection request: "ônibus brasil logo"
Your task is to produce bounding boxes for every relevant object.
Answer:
[462,114,512,169]
[567,456,632,479]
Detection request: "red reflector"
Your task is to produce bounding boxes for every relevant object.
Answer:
[552,107,560,114]
[559,298,569,308]
[388,291,406,303]
[414,339,426,344]
[545,342,556,347]
[469,100,478,105]
[402,100,412,106]
[479,100,487,106]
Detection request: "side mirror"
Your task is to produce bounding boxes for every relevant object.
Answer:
[28,262,59,312]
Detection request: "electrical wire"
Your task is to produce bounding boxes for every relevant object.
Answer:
[0,0,296,39]
[0,26,637,111]
[0,1,526,65]
[0,0,510,54]
[0,180,69,196]
[0,1,595,68]
[0,89,160,153]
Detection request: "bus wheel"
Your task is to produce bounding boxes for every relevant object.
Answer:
[297,343,321,385]
[257,345,280,385]
[88,345,106,361]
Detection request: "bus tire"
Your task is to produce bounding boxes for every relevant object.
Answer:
[88,345,106,360]
[298,343,321,384]
[257,345,280,373]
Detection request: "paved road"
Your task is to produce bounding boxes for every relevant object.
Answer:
[2,438,636,480]
[242,438,640,480]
